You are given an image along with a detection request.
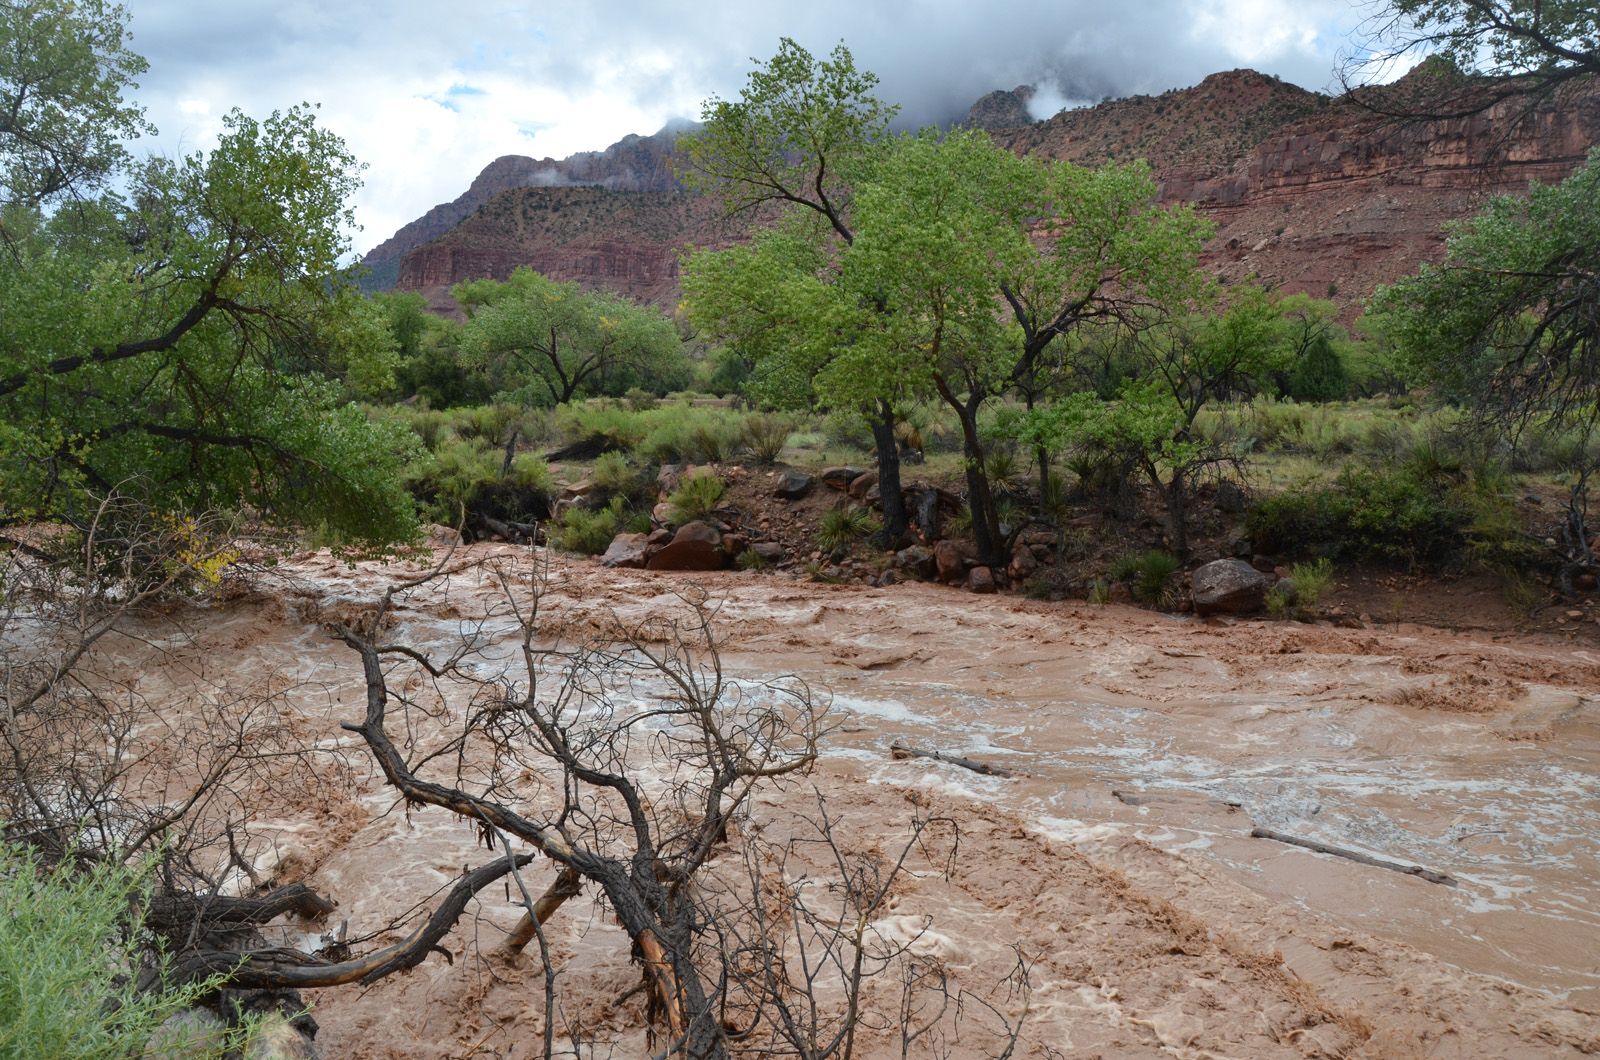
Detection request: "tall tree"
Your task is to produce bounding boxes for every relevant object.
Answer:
[680,39,916,544]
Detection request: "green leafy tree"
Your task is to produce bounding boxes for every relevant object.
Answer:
[680,39,918,543]
[0,4,419,549]
[0,0,152,214]
[1026,286,1289,556]
[456,267,689,407]
[1373,150,1600,586]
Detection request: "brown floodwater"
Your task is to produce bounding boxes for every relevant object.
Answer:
[104,547,1600,1056]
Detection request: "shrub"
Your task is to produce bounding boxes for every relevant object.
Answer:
[1248,464,1473,566]
[735,548,769,571]
[739,413,793,464]
[1286,335,1349,402]
[1107,550,1181,607]
[1290,558,1334,610]
[666,471,726,524]
[816,506,878,552]
[0,842,237,1058]
[590,451,639,494]
[554,497,625,555]
[552,402,647,455]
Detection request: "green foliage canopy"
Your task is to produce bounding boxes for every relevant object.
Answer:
[0,4,419,547]
[456,267,689,407]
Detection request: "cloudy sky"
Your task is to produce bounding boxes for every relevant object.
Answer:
[125,0,1377,255]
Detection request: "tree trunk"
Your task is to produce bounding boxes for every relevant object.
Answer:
[1164,472,1189,560]
[868,400,907,548]
[940,383,1004,570]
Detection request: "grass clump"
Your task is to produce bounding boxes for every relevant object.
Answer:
[739,413,794,464]
[1108,550,1181,607]
[816,507,879,552]
[666,471,726,524]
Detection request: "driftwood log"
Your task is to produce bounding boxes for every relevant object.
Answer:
[1250,827,1458,887]
[889,743,1014,778]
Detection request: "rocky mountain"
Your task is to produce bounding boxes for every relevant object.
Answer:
[372,66,1599,319]
[360,121,695,291]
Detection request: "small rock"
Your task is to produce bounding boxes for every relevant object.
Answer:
[774,469,814,500]
[656,463,687,497]
[647,527,673,546]
[1565,609,1585,620]
[752,541,784,563]
[933,540,965,582]
[967,566,996,594]
[820,466,868,491]
[1192,558,1269,616]
[895,545,936,579]
[722,533,749,557]
[1215,480,1247,514]
[847,471,879,500]
[1574,572,1598,591]
[1008,546,1038,581]
[651,502,674,529]
[877,569,900,587]
[1251,555,1276,573]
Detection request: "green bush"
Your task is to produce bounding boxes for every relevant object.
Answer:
[816,506,878,551]
[406,441,553,525]
[738,413,794,464]
[554,497,626,555]
[1109,550,1180,607]
[590,451,638,494]
[1248,463,1474,566]
[666,471,726,524]
[0,843,236,1058]
[1290,557,1335,609]
[1286,335,1349,402]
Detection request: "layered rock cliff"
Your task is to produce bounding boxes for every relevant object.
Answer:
[378,66,1597,317]
[363,122,694,281]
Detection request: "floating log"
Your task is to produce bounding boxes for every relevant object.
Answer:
[889,743,1014,778]
[1250,827,1458,887]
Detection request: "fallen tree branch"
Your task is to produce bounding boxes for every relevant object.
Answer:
[890,743,1014,778]
[171,854,535,988]
[147,884,336,931]
[500,864,582,955]
[1249,827,1457,887]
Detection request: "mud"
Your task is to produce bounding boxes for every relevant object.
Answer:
[107,546,1600,1056]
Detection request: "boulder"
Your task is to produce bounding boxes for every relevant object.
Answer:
[647,527,673,546]
[425,524,462,550]
[1008,544,1038,581]
[774,469,814,500]
[651,502,674,529]
[967,566,997,594]
[1191,558,1269,616]
[820,466,868,491]
[895,545,937,580]
[600,533,650,569]
[847,471,878,500]
[751,541,784,563]
[1215,480,1247,514]
[933,540,966,582]
[646,522,727,571]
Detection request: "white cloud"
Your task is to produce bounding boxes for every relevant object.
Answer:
[124,1,1368,254]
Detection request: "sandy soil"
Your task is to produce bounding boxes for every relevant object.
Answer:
[107,545,1600,1057]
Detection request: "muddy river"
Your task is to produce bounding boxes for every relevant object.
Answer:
[115,547,1600,1056]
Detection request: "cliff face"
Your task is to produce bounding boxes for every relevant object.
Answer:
[362,123,694,273]
[394,186,737,313]
[382,68,1598,317]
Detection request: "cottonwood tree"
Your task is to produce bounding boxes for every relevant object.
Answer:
[679,39,916,544]
[1024,285,1289,557]
[0,2,418,553]
[456,267,690,407]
